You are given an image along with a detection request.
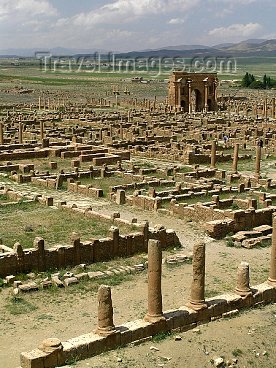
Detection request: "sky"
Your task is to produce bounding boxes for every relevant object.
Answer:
[0,0,275,51]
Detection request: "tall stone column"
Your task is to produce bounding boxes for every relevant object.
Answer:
[96,285,116,336]
[40,121,44,141]
[204,82,208,112]
[235,262,251,296]
[0,122,3,145]
[188,81,192,114]
[264,98,268,120]
[128,110,131,122]
[187,242,207,310]
[144,239,164,322]
[119,124,123,140]
[210,140,217,168]
[272,97,275,119]
[268,215,276,286]
[38,96,41,111]
[255,145,261,178]
[18,122,23,144]
[232,143,239,173]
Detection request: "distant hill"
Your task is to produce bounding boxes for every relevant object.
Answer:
[143,44,212,52]
[219,39,276,54]
[1,39,276,58]
[0,47,108,57]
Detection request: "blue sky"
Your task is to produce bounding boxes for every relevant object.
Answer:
[0,0,275,51]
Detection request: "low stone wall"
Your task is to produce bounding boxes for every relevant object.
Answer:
[205,206,276,238]
[19,281,276,368]
[0,224,179,278]
[67,182,104,197]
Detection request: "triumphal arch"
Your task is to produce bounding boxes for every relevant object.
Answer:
[168,71,218,112]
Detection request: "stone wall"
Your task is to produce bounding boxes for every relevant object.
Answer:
[0,225,179,278]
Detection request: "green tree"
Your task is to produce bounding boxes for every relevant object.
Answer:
[249,80,264,89]
[241,72,250,87]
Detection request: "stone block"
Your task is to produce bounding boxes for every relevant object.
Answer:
[163,309,188,330]
[64,277,79,287]
[207,298,228,318]
[20,349,47,368]
[121,320,152,344]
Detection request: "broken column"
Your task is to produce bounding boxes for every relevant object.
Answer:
[210,140,217,169]
[187,242,207,310]
[235,261,252,296]
[96,285,116,336]
[38,338,64,366]
[145,239,164,322]
[268,215,276,286]
[232,143,239,173]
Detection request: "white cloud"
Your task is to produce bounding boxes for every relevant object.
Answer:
[210,0,257,4]
[167,18,185,25]
[209,23,262,40]
[59,0,199,28]
[0,0,57,19]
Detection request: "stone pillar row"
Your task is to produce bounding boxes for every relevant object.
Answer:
[95,223,276,334]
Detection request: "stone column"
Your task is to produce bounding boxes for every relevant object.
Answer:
[187,242,207,310]
[272,97,275,119]
[210,140,217,168]
[177,82,182,108]
[18,122,23,144]
[255,145,261,178]
[264,98,268,120]
[0,122,3,145]
[235,262,251,296]
[119,124,123,140]
[38,96,41,111]
[232,143,239,173]
[96,285,116,336]
[38,338,64,366]
[145,239,164,322]
[188,81,192,114]
[204,82,208,112]
[268,215,276,286]
[40,121,44,141]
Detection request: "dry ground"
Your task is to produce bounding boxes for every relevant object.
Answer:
[0,214,272,368]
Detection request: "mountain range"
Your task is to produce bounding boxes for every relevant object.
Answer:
[1,39,276,58]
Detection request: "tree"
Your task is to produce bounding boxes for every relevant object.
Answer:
[249,80,264,89]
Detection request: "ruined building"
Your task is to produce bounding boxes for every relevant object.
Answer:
[168,71,218,112]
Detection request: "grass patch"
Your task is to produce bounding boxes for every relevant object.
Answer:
[232,348,243,357]
[226,237,235,247]
[5,296,37,315]
[151,331,171,343]
[0,202,132,248]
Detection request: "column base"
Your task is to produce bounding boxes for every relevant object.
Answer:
[144,313,165,323]
[186,301,207,311]
[95,326,116,336]
[235,288,252,297]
